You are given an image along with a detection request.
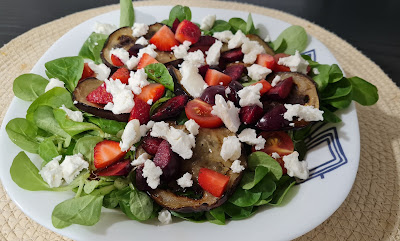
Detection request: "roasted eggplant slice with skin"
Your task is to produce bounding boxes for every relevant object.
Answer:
[168,66,190,96]
[136,127,247,212]
[246,34,275,56]
[73,78,129,122]
[143,23,164,40]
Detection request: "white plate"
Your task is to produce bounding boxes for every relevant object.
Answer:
[0,6,360,241]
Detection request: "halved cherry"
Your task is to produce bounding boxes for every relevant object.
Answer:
[97,160,131,176]
[185,98,223,128]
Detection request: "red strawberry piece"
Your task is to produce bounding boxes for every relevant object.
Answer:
[153,140,181,181]
[135,83,165,104]
[267,77,294,100]
[111,54,125,66]
[224,64,245,82]
[256,53,276,70]
[175,20,201,44]
[198,168,230,197]
[151,95,189,121]
[110,67,130,84]
[142,134,164,156]
[94,140,127,169]
[86,84,113,104]
[204,69,232,86]
[171,18,180,33]
[129,98,151,124]
[80,63,95,81]
[198,64,210,78]
[188,45,210,54]
[137,53,159,69]
[273,53,291,72]
[150,25,180,51]
[251,79,272,95]
[240,105,264,125]
[221,48,244,62]
[191,36,217,48]
[97,160,132,176]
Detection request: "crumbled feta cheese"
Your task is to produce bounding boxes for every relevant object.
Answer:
[39,156,63,188]
[211,95,241,133]
[120,119,141,152]
[312,68,320,75]
[88,62,111,81]
[277,50,309,74]
[142,159,163,189]
[171,40,192,59]
[147,99,153,105]
[158,209,172,225]
[220,136,241,161]
[264,34,271,42]
[183,50,205,68]
[271,75,282,87]
[283,104,324,122]
[200,14,216,31]
[150,121,170,138]
[289,123,295,127]
[213,30,234,43]
[228,30,247,49]
[139,120,155,136]
[206,40,223,66]
[45,78,65,92]
[225,87,231,95]
[241,40,265,64]
[237,83,263,107]
[177,172,193,188]
[104,79,135,114]
[230,160,245,173]
[132,23,149,37]
[93,22,117,35]
[179,61,207,98]
[126,57,140,70]
[59,105,83,122]
[110,48,130,64]
[283,151,309,179]
[184,119,200,136]
[135,36,149,46]
[73,100,78,104]
[271,152,281,159]
[131,153,150,166]
[126,44,158,70]
[247,64,272,81]
[60,153,89,184]
[128,68,149,95]
[238,128,266,150]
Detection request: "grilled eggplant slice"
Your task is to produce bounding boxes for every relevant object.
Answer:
[246,34,275,55]
[168,66,190,96]
[72,78,129,122]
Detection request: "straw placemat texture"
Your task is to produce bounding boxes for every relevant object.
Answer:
[0,0,399,240]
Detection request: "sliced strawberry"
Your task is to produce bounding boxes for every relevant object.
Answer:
[80,63,95,81]
[111,54,125,66]
[110,67,130,84]
[129,98,151,124]
[171,18,180,33]
[94,140,127,169]
[150,25,180,51]
[86,84,113,104]
[135,83,165,104]
[256,53,276,70]
[175,20,201,44]
[251,79,271,95]
[137,53,159,69]
[198,168,230,197]
[204,69,232,86]
[97,160,131,176]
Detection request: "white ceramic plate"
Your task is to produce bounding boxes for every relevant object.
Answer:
[0,6,360,241]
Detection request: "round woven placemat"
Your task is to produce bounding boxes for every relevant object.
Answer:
[0,0,399,240]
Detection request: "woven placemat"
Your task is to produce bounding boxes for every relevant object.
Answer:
[0,0,399,240]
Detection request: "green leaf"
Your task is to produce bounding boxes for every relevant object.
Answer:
[13,74,49,101]
[312,65,331,91]
[248,152,283,180]
[250,173,276,197]
[270,175,296,205]
[10,152,51,191]
[45,56,84,92]
[171,211,207,222]
[79,33,108,64]
[144,63,174,91]
[348,76,379,106]
[169,5,191,22]
[228,18,247,33]
[86,116,127,135]
[245,13,258,35]
[229,188,262,207]
[326,94,352,109]
[321,77,352,100]
[221,202,255,220]
[129,189,153,221]
[6,118,40,154]
[271,25,308,54]
[208,207,226,225]
[73,136,103,163]
[120,0,135,27]
[321,106,342,123]
[241,166,269,190]
[150,96,171,115]
[206,20,231,35]
[38,137,60,164]
[53,108,102,137]
[83,180,100,194]
[33,106,71,139]
[327,64,343,83]
[103,190,119,208]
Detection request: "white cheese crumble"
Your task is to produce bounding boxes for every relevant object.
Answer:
[271,152,281,159]
[139,120,155,136]
[93,22,117,35]
[59,105,84,122]
[110,48,130,64]
[45,78,65,92]
[264,34,271,42]
[271,75,282,87]
[158,209,172,225]
[131,153,150,166]
[126,44,158,70]
[230,160,245,173]
[60,153,89,184]
[104,79,135,114]
[220,136,241,161]
[206,40,223,66]
[312,68,320,75]
[135,36,149,46]
[132,23,149,38]
[171,40,192,59]
[183,50,205,68]
[237,83,263,107]
[142,159,163,189]
[247,64,272,81]
[200,14,216,31]
[88,62,111,81]
[177,172,193,188]
[211,95,241,133]
[225,87,231,95]
[238,128,266,150]
[120,119,141,152]
[39,156,63,188]
[241,40,265,64]
[283,151,309,179]
[228,30,247,49]
[283,104,324,122]
[128,68,149,95]
[150,121,170,137]
[277,50,309,74]
[179,61,207,98]
[147,99,153,105]
[213,30,234,43]
[184,119,200,136]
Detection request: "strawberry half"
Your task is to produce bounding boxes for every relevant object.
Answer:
[135,83,165,104]
[80,63,95,81]
[110,67,130,84]
[256,53,276,70]
[94,140,127,169]
[175,20,201,44]
[137,53,159,69]
[150,25,180,51]
[86,84,113,104]
[129,98,151,124]
[111,54,125,66]
[204,69,232,86]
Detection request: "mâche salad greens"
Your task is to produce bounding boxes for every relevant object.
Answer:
[6,0,378,228]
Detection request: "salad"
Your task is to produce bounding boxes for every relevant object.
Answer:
[5,0,378,228]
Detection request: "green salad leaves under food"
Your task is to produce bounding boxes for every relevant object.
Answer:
[5,0,378,229]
